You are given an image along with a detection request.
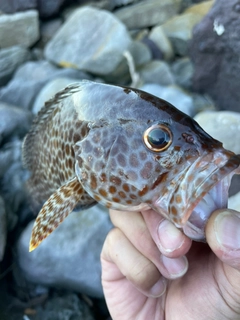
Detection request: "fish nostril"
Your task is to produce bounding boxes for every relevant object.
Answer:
[182,133,194,144]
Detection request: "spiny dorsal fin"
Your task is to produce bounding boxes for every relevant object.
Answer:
[22,82,82,170]
[29,177,83,252]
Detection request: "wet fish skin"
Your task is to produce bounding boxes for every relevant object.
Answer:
[22,80,240,251]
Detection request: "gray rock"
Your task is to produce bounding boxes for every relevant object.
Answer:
[0,140,23,179]
[34,292,94,320]
[0,0,37,13]
[0,141,27,230]
[161,12,204,56]
[45,6,131,75]
[103,40,151,85]
[194,111,240,155]
[39,18,63,48]
[114,0,182,29]
[129,40,152,67]
[17,205,113,297]
[33,77,80,114]
[0,46,31,86]
[141,83,196,116]
[0,195,6,261]
[0,10,39,49]
[0,102,32,143]
[0,60,91,110]
[0,0,68,18]
[110,0,138,8]
[191,93,215,114]
[184,0,214,15]
[189,0,240,112]
[229,192,240,212]
[149,25,174,61]
[37,0,66,18]
[139,60,174,86]
[181,0,194,11]
[1,141,29,214]
[171,57,194,89]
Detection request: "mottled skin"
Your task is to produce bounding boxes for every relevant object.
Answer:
[22,80,240,251]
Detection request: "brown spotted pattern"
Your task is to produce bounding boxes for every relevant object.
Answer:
[23,81,240,251]
[23,85,94,211]
[29,177,83,251]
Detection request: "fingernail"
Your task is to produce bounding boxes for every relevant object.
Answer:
[215,211,240,250]
[158,220,184,252]
[162,255,188,279]
[149,278,166,297]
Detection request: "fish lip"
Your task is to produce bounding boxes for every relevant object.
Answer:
[171,151,240,232]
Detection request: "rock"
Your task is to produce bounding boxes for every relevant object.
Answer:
[184,0,214,15]
[0,140,23,179]
[0,10,39,49]
[33,77,80,114]
[0,0,69,18]
[0,0,37,14]
[0,60,91,110]
[149,25,174,61]
[45,6,131,75]
[34,292,94,320]
[141,36,164,60]
[103,40,151,85]
[139,60,174,86]
[0,102,32,144]
[229,192,240,212]
[39,18,63,48]
[0,46,31,86]
[17,205,113,297]
[114,0,182,29]
[0,195,6,261]
[37,0,66,18]
[189,0,240,112]
[180,0,194,11]
[141,83,196,116]
[129,40,152,67]
[171,57,194,89]
[110,0,138,8]
[1,141,29,215]
[161,12,204,56]
[194,111,240,155]
[0,140,28,229]
[191,92,215,114]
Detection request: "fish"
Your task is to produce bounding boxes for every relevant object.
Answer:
[22,80,240,251]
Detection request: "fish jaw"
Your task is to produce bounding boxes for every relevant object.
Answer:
[183,175,233,239]
[153,150,240,240]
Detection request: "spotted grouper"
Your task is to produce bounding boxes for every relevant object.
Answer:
[22,80,240,251]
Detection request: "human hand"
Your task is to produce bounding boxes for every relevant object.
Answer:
[101,208,240,320]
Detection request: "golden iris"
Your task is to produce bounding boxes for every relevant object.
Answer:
[143,124,172,152]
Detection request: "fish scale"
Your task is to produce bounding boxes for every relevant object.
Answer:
[22,80,240,250]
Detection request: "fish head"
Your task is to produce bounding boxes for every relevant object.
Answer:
[147,113,240,240]
[73,83,240,240]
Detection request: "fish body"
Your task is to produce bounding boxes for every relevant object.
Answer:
[22,80,240,251]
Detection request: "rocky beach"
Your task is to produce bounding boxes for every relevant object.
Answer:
[0,0,240,319]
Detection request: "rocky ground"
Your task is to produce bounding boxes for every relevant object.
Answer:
[0,0,240,319]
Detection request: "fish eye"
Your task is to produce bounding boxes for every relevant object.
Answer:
[143,124,172,152]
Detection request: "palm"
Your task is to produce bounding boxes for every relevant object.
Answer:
[102,241,240,320]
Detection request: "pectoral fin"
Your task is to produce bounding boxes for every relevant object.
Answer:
[29,177,83,252]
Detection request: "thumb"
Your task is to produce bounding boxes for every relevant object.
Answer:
[206,209,240,270]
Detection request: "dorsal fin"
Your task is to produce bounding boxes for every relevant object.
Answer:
[29,177,84,251]
[22,83,82,171]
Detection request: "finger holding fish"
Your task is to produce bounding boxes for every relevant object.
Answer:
[109,208,190,283]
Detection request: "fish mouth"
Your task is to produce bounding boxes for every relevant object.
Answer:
[172,151,240,240]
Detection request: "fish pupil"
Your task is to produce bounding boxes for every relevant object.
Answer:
[148,128,170,148]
